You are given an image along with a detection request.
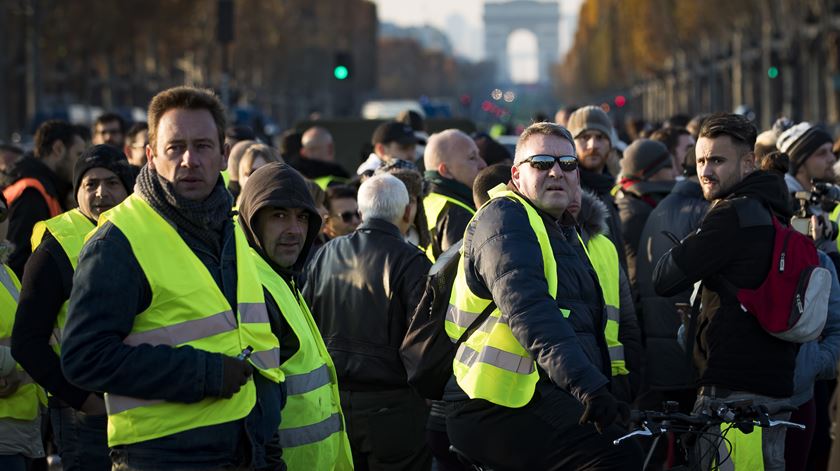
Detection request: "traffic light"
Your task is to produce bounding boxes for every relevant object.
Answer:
[767,66,779,79]
[333,52,353,80]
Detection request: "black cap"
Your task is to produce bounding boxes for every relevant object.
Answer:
[73,144,135,201]
[371,121,416,146]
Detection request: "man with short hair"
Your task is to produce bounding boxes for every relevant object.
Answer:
[323,185,360,239]
[423,129,487,260]
[654,113,799,470]
[303,174,432,471]
[3,120,83,276]
[92,112,127,148]
[472,163,511,208]
[291,126,350,188]
[614,139,676,292]
[356,121,417,175]
[778,122,835,197]
[61,86,284,469]
[444,122,642,470]
[12,144,135,470]
[238,162,352,470]
[650,126,695,179]
[124,122,149,168]
[566,105,625,263]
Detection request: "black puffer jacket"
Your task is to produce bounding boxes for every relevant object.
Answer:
[654,171,799,398]
[580,168,625,271]
[301,217,431,391]
[459,184,611,401]
[636,179,709,390]
[615,179,674,294]
[425,177,475,259]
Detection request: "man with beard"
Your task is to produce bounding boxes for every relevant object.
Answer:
[12,145,135,470]
[654,113,799,470]
[567,106,625,268]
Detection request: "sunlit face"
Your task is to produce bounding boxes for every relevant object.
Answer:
[575,129,611,173]
[147,108,228,201]
[126,129,148,167]
[799,142,836,183]
[696,135,754,201]
[512,134,579,219]
[325,197,360,238]
[254,206,310,268]
[444,136,486,188]
[76,167,128,221]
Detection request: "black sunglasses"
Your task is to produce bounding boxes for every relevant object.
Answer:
[335,211,360,224]
[518,154,579,172]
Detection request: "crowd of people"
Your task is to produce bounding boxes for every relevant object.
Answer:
[1,84,840,471]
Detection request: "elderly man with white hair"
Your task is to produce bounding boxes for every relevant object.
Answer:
[302,174,433,471]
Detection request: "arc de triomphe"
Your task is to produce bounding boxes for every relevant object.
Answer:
[484,0,560,84]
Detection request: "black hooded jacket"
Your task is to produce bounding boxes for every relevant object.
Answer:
[579,168,626,271]
[3,156,70,276]
[653,171,799,398]
[237,163,323,364]
[301,204,431,391]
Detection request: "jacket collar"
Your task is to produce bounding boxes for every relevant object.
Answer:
[358,217,404,239]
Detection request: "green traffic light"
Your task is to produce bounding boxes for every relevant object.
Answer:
[334,65,349,80]
[768,66,779,79]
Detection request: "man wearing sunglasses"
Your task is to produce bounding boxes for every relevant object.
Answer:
[444,122,642,470]
[323,185,360,239]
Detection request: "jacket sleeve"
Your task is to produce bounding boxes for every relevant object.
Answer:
[11,237,90,409]
[817,251,840,380]
[398,251,432,325]
[466,199,609,401]
[439,205,472,254]
[60,222,225,402]
[618,267,643,392]
[653,204,740,297]
[7,189,51,277]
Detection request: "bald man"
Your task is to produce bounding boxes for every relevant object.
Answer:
[288,126,349,187]
[422,129,487,260]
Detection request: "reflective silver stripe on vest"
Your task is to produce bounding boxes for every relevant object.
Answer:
[606,305,619,322]
[608,345,625,362]
[50,327,61,347]
[457,344,534,375]
[446,304,500,342]
[239,302,269,324]
[105,395,164,415]
[285,364,331,396]
[0,268,19,302]
[279,412,342,448]
[123,310,237,347]
[250,347,281,370]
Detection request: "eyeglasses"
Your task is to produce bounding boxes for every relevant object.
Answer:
[518,154,578,172]
[333,211,360,224]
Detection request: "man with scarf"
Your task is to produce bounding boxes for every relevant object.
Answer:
[238,162,352,470]
[567,106,626,269]
[422,129,486,261]
[61,86,284,470]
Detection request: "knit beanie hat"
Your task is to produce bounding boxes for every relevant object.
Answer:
[73,144,135,201]
[777,122,833,175]
[566,105,613,141]
[620,139,672,180]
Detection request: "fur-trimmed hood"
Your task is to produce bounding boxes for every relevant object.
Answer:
[578,190,610,239]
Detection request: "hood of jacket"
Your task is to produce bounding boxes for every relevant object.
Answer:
[721,170,793,220]
[578,190,610,238]
[237,162,322,275]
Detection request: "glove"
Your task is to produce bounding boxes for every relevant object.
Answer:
[220,356,254,399]
[579,387,628,433]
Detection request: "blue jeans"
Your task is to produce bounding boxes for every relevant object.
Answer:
[49,406,110,471]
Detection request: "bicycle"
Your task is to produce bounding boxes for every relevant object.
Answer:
[614,400,805,470]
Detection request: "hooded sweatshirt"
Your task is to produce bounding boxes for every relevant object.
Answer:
[654,171,798,398]
[237,163,323,361]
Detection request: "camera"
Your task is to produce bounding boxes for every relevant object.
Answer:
[791,187,840,240]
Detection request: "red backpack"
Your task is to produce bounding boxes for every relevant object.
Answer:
[732,216,830,343]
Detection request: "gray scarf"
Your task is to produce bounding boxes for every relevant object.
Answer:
[135,165,232,255]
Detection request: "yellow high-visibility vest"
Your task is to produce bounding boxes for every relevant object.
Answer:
[423,192,475,262]
[252,250,353,470]
[99,194,283,446]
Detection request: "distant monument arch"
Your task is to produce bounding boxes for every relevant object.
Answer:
[484,0,560,84]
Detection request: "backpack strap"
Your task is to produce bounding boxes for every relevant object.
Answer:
[454,301,496,345]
